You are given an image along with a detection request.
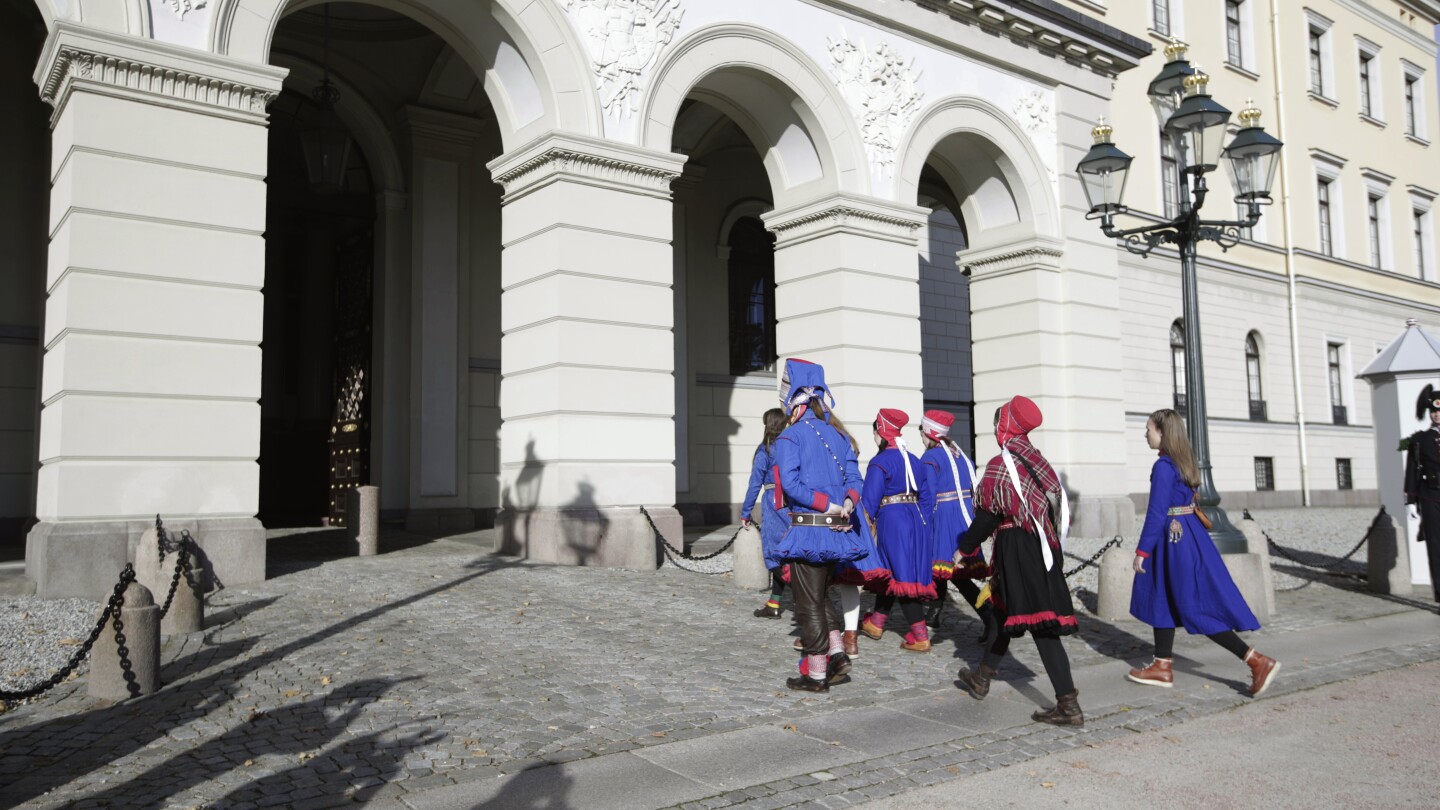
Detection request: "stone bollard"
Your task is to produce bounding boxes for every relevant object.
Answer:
[90,582,161,701]
[1237,518,1278,617]
[134,528,204,636]
[1366,510,1412,596]
[347,486,380,556]
[1095,546,1134,621]
[732,524,770,591]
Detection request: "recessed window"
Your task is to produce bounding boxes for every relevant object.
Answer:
[1254,457,1274,491]
[1403,61,1428,140]
[1416,206,1431,279]
[1359,53,1373,117]
[1226,1,1244,68]
[1328,342,1347,425]
[1309,29,1325,95]
[1246,331,1266,420]
[1153,0,1172,35]
[1306,12,1334,99]
[1336,458,1353,490]
[1368,194,1383,268]
[1161,133,1180,219]
[1406,75,1418,136]
[1317,178,1334,256]
[1170,320,1187,414]
[726,217,776,375]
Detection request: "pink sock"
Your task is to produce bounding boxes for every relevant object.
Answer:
[908,621,929,642]
[828,630,844,655]
[868,612,887,628]
[807,654,828,680]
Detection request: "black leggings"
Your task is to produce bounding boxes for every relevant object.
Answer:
[873,593,926,625]
[1153,626,1250,660]
[768,570,787,597]
[941,577,985,614]
[981,628,1074,696]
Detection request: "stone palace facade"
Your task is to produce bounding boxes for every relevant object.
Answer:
[1,0,1436,596]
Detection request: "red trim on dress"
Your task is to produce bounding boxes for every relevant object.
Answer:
[886,580,938,600]
[931,561,956,581]
[846,489,861,508]
[811,491,829,512]
[832,566,892,587]
[1003,611,1079,628]
[1135,550,1150,559]
[771,466,784,510]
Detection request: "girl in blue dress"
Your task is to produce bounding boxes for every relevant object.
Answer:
[918,410,998,645]
[741,408,791,619]
[858,408,936,652]
[1128,408,1280,697]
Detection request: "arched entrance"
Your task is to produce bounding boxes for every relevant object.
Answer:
[0,0,49,554]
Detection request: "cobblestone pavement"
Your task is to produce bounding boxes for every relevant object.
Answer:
[1,506,1433,809]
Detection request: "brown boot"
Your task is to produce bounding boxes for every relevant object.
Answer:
[842,630,860,658]
[900,638,932,653]
[860,616,885,640]
[1244,648,1280,696]
[1126,657,1174,688]
[1032,689,1084,727]
[957,663,998,700]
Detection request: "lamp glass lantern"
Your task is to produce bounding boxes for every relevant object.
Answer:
[1223,103,1284,202]
[1165,69,1232,174]
[299,6,353,195]
[1077,119,1134,214]
[1147,39,1195,128]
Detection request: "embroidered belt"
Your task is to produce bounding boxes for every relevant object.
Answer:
[880,493,919,507]
[936,490,971,503]
[998,518,1020,531]
[762,483,774,491]
[1166,506,1194,516]
[791,513,850,528]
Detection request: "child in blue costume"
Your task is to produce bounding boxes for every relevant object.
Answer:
[772,359,868,693]
[857,408,937,653]
[918,410,998,646]
[1127,408,1280,697]
[741,408,791,619]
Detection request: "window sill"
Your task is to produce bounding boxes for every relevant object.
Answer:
[1307,91,1339,109]
[1406,133,1431,147]
[1224,62,1260,81]
[1146,29,1176,46]
[1359,113,1386,129]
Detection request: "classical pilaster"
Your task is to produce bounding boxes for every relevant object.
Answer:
[764,192,931,426]
[25,23,284,597]
[488,132,686,569]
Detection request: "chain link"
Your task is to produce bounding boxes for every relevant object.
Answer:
[154,517,200,619]
[1,564,135,703]
[1243,506,1382,572]
[640,505,739,562]
[1062,536,1123,578]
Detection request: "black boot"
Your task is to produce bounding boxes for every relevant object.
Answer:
[1031,689,1084,727]
[786,675,829,693]
[957,663,998,700]
[754,604,782,619]
[975,604,999,647]
[925,600,945,629]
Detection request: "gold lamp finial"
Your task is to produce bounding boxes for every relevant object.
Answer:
[1164,37,1188,62]
[1239,99,1263,126]
[1092,116,1113,144]
[1184,66,1210,95]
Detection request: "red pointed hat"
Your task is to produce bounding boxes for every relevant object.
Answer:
[875,408,909,442]
[996,395,1043,445]
[921,409,954,440]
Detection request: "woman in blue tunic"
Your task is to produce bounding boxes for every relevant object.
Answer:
[918,409,998,645]
[1128,408,1280,697]
[857,408,937,652]
[741,408,791,619]
[771,359,869,692]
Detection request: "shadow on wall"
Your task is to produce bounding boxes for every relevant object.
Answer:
[497,438,615,566]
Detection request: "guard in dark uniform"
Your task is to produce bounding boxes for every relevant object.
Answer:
[1404,383,1440,601]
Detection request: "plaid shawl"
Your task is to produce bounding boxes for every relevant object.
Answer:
[975,435,1061,548]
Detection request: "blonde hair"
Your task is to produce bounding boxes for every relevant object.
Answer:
[1149,408,1201,488]
[809,399,859,453]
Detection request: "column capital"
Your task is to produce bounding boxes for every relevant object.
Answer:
[958,234,1066,279]
[35,21,286,125]
[763,193,929,249]
[487,132,686,203]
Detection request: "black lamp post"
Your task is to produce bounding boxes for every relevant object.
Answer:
[1076,41,1283,554]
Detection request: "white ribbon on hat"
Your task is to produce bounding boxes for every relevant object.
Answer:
[921,415,950,438]
[1000,446,1070,572]
[943,444,976,526]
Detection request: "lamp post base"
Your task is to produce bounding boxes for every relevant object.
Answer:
[1204,505,1249,555]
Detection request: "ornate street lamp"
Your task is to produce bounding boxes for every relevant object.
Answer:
[1076,40,1284,554]
[299,5,352,194]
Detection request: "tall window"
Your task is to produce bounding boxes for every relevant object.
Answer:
[1245,332,1265,420]
[1226,1,1244,67]
[1405,74,1419,136]
[1161,133,1180,219]
[1328,342,1347,425]
[1317,178,1333,256]
[1308,28,1325,95]
[1417,207,1430,278]
[1359,53,1373,117]
[1336,458,1353,490]
[1368,194,1383,268]
[1171,320,1187,413]
[1254,457,1274,491]
[726,217,776,375]
[1153,0,1171,35]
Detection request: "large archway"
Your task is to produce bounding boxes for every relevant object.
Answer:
[0,0,49,556]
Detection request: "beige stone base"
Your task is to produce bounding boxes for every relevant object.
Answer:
[497,506,680,570]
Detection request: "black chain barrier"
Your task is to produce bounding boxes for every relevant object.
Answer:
[640,505,740,568]
[154,516,199,619]
[1242,506,1382,572]
[1063,536,1124,578]
[0,564,135,703]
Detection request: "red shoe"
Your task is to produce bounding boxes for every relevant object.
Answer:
[1126,657,1174,688]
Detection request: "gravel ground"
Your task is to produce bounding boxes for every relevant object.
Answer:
[1,597,101,697]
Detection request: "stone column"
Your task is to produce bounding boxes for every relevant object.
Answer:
[960,235,1134,539]
[488,133,686,569]
[763,193,930,426]
[24,23,283,597]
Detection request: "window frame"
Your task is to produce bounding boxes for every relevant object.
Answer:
[1254,457,1274,491]
[1336,458,1353,491]
[1152,0,1171,36]
[1317,177,1334,256]
[1401,60,1427,141]
[1355,37,1383,124]
[1170,319,1187,414]
[1362,169,1394,271]
[1245,331,1266,421]
[1326,340,1349,425]
[1305,11,1335,102]
[1161,132,1181,219]
[1410,186,1437,281]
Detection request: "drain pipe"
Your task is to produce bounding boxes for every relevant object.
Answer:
[1268,0,1311,506]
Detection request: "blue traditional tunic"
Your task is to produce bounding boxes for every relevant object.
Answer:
[862,448,937,599]
[1130,455,1260,635]
[740,443,788,571]
[771,409,869,565]
[922,445,978,581]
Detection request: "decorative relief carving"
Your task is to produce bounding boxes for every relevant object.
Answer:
[159,0,207,20]
[826,33,924,171]
[41,47,277,117]
[492,147,682,197]
[767,202,926,247]
[558,0,684,119]
[1011,89,1053,137]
